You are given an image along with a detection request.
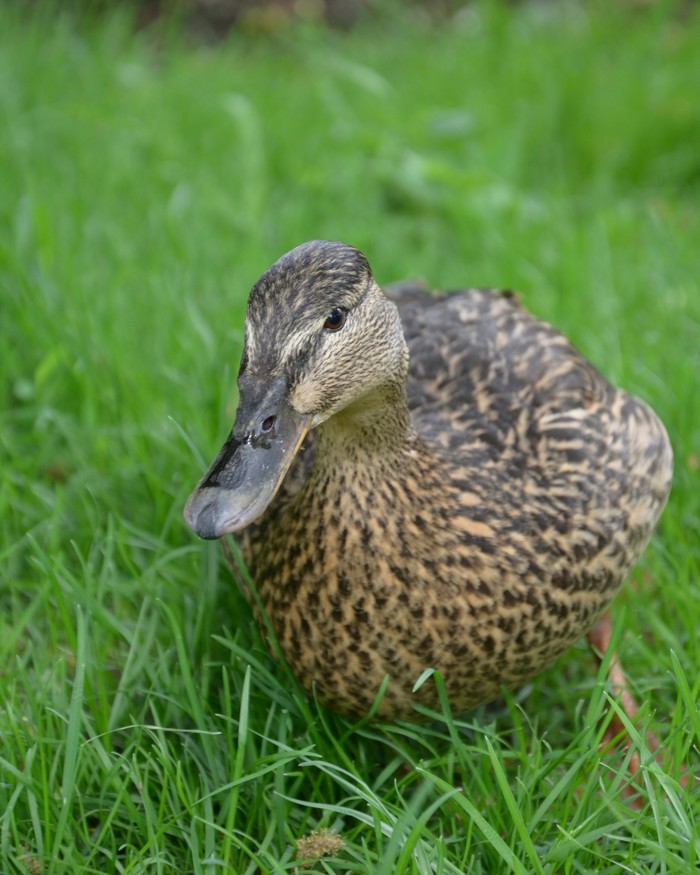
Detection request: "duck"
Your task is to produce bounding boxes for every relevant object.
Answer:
[184,240,673,721]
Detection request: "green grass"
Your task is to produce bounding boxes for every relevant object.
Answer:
[1,1,699,872]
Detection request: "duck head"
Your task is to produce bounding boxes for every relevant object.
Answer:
[184,240,408,540]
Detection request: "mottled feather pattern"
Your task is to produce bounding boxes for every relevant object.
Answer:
[222,242,672,720]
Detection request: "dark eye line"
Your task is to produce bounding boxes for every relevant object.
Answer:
[323,307,347,332]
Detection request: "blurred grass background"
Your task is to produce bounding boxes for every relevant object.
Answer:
[1,1,699,873]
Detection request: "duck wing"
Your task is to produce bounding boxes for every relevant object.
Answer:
[388,281,671,546]
[387,282,611,454]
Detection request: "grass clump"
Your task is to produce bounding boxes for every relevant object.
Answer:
[1,2,699,872]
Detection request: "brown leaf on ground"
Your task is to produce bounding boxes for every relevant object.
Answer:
[295,828,345,869]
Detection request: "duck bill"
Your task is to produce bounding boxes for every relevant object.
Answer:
[183,378,311,540]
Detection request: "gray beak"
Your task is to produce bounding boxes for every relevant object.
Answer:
[184,375,311,539]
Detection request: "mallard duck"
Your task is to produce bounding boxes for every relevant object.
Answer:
[184,240,672,721]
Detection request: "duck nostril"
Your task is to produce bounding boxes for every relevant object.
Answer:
[260,415,276,433]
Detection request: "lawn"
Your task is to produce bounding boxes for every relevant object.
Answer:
[1,1,699,872]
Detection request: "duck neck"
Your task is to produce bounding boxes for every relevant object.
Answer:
[315,380,417,462]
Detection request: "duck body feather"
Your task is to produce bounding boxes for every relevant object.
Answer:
[185,242,672,720]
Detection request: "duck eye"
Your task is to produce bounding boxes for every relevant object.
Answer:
[323,307,347,331]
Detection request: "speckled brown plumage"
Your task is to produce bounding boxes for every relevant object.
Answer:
[184,240,672,720]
